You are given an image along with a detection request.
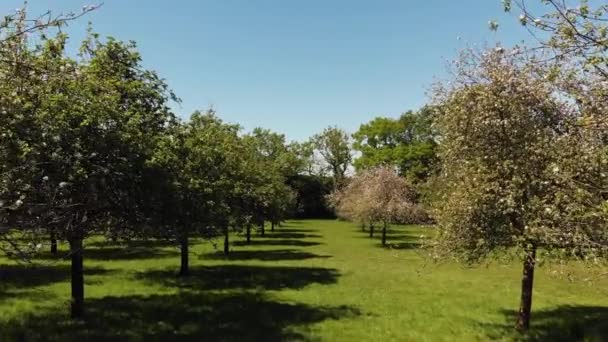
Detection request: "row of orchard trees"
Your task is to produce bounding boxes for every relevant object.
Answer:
[0,8,301,318]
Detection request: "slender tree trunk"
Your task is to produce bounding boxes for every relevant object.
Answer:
[361,223,365,232]
[260,220,265,236]
[271,221,275,232]
[246,224,251,244]
[381,223,387,247]
[223,226,229,255]
[69,238,84,318]
[369,224,374,238]
[516,245,537,330]
[179,235,189,277]
[50,228,58,255]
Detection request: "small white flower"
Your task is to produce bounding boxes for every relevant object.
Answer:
[35,243,42,250]
[59,182,69,189]
[42,176,49,182]
[552,166,560,173]
[534,18,542,25]
[544,207,552,214]
[14,199,23,207]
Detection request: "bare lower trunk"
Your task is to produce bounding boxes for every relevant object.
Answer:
[260,220,265,236]
[381,223,387,247]
[224,226,229,255]
[271,221,275,232]
[179,236,189,277]
[69,238,84,318]
[516,246,536,330]
[369,225,374,238]
[50,229,58,255]
[246,224,251,244]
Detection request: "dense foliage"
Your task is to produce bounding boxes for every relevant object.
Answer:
[352,108,437,183]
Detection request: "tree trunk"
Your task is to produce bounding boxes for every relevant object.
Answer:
[260,220,265,236]
[516,245,537,330]
[179,236,189,277]
[50,229,58,255]
[246,224,251,244]
[369,225,374,238]
[381,223,387,247]
[69,238,84,318]
[361,223,365,232]
[224,226,229,255]
[271,221,275,232]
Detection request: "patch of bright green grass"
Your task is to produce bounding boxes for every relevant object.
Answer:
[1,220,607,341]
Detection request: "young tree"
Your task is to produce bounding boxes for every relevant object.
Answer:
[147,110,242,273]
[431,48,608,330]
[329,167,427,246]
[313,126,352,190]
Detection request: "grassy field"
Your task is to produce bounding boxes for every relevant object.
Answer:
[1,219,608,341]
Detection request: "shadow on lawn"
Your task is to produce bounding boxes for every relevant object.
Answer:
[29,246,179,261]
[265,232,322,239]
[483,306,608,341]
[138,265,340,291]
[233,239,322,247]
[202,249,331,261]
[356,229,423,250]
[88,239,176,249]
[0,292,360,342]
[0,264,110,300]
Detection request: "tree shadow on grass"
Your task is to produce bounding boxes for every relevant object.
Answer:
[0,292,360,341]
[29,247,179,261]
[0,264,110,300]
[233,239,322,247]
[201,249,331,262]
[0,264,110,289]
[482,306,608,341]
[277,228,320,233]
[87,239,176,249]
[265,232,322,239]
[138,265,340,291]
[357,230,423,250]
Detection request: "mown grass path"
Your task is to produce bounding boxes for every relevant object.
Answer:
[1,220,608,341]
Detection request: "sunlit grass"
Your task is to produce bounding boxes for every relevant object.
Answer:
[1,220,607,341]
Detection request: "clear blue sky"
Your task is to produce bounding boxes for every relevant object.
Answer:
[2,1,539,141]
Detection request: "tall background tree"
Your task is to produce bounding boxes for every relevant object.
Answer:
[352,107,437,183]
[313,126,352,190]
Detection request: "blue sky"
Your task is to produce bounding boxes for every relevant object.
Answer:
[2,1,540,141]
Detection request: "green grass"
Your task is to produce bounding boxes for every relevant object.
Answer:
[1,220,608,341]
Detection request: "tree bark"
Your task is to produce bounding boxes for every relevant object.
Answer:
[246,224,251,244]
[271,221,275,232]
[260,220,265,236]
[50,229,58,255]
[516,245,537,330]
[369,224,374,238]
[223,226,229,255]
[69,238,84,318]
[381,223,387,247]
[179,235,189,277]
